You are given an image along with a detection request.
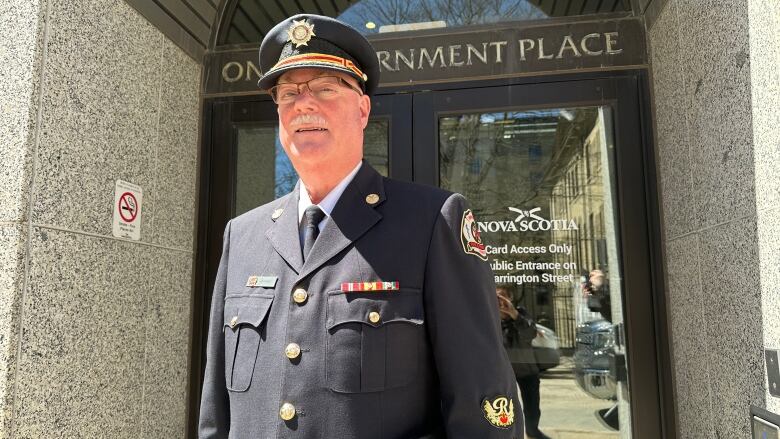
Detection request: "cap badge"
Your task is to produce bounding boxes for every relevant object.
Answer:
[287,19,316,48]
[482,396,515,428]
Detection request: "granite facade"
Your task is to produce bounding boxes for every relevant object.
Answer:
[0,1,45,224]
[12,228,193,438]
[14,228,149,438]
[0,0,200,437]
[649,0,780,435]
[676,0,755,230]
[648,0,693,240]
[0,225,27,436]
[150,38,200,250]
[748,0,780,415]
[0,1,46,437]
[665,235,713,439]
[699,218,764,438]
[32,0,161,240]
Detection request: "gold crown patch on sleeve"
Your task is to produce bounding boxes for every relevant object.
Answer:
[482,395,515,428]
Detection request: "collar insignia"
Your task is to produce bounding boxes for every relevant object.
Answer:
[287,19,316,48]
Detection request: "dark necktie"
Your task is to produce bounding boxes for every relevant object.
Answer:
[302,205,326,261]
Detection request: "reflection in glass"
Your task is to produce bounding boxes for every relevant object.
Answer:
[340,0,544,35]
[339,0,630,36]
[364,119,390,176]
[233,120,389,216]
[219,0,632,45]
[235,125,279,216]
[440,106,629,437]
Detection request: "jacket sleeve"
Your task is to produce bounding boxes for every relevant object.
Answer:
[423,193,523,438]
[198,220,232,438]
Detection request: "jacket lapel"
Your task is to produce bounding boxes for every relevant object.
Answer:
[296,162,386,282]
[265,183,304,274]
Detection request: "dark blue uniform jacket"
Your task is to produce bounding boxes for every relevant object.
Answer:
[199,162,522,438]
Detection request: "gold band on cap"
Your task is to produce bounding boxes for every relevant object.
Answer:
[270,52,367,82]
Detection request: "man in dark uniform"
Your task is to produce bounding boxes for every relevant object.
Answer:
[199,14,521,439]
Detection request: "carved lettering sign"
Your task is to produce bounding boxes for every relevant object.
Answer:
[203,17,645,95]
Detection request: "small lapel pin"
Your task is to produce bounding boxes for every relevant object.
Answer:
[271,208,284,220]
[365,193,379,205]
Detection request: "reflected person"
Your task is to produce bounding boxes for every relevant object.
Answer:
[581,269,619,430]
[497,285,551,439]
[583,269,611,322]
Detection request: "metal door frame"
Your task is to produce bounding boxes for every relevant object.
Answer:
[412,76,667,438]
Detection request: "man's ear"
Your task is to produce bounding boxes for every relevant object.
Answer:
[359,94,371,129]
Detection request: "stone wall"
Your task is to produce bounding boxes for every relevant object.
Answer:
[748,0,780,416]
[0,0,200,437]
[648,0,780,437]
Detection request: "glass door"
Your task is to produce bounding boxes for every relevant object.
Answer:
[413,78,662,438]
[229,94,413,217]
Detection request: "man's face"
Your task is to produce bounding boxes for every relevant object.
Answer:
[276,68,371,171]
[496,288,511,301]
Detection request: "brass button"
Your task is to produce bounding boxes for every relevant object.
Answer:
[272,208,284,219]
[293,288,308,304]
[368,311,381,324]
[285,343,301,359]
[365,193,380,205]
[279,402,296,421]
[229,316,238,328]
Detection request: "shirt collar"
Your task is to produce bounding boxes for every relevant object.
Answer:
[298,161,362,224]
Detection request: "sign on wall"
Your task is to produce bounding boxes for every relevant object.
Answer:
[203,17,646,96]
[112,179,142,241]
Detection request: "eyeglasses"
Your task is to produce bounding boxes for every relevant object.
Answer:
[269,76,363,105]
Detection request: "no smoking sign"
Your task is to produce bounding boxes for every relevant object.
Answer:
[118,192,138,222]
[112,180,143,240]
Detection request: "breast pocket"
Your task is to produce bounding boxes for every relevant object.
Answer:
[223,294,274,392]
[326,289,424,393]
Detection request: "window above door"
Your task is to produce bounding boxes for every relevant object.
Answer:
[216,0,633,47]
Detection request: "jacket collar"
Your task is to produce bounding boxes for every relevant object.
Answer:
[265,161,386,278]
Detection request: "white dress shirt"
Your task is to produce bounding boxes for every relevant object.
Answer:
[298,161,362,242]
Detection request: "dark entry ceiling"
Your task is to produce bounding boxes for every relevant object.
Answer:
[219,0,358,46]
[125,0,634,61]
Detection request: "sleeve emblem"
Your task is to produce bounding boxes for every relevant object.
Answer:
[482,396,515,428]
[461,209,488,260]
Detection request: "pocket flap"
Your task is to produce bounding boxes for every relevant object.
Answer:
[224,294,274,328]
[326,289,423,329]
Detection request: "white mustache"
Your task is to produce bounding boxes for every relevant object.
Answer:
[290,114,327,127]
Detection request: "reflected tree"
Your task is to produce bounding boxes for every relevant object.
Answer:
[340,0,545,31]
